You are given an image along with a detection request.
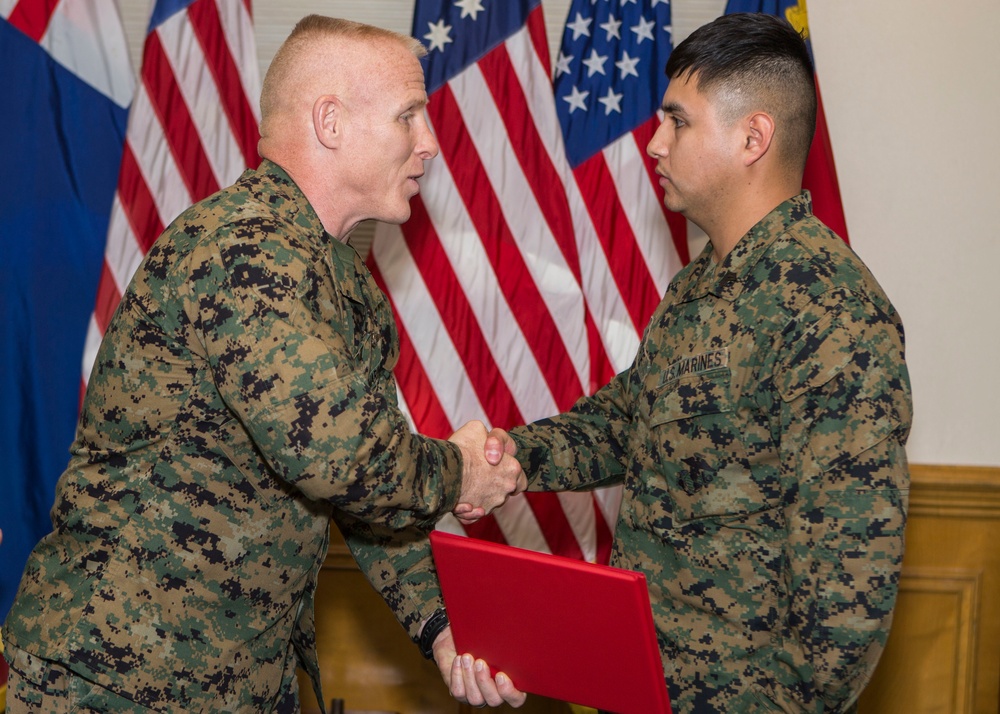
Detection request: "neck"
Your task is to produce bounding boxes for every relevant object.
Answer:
[262,149,356,242]
[701,181,801,263]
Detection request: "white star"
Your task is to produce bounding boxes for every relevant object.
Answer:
[455,0,485,21]
[566,12,593,41]
[663,24,673,37]
[424,19,453,52]
[563,86,590,113]
[651,0,670,6]
[599,15,622,41]
[555,51,574,78]
[598,87,623,115]
[621,0,637,5]
[582,48,608,77]
[631,16,656,44]
[615,50,640,80]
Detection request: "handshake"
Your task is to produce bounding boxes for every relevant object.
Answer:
[448,422,524,524]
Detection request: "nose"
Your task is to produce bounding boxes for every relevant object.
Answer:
[647,125,667,160]
[417,111,439,160]
[647,114,670,160]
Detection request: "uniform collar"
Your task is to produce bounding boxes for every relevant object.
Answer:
[246,160,368,304]
[675,191,814,304]
[246,159,326,240]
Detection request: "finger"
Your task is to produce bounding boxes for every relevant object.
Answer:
[460,654,489,707]
[496,671,528,707]
[450,654,467,700]
[484,434,504,466]
[453,502,474,516]
[472,658,505,707]
[455,507,486,524]
[487,428,517,457]
[515,470,528,495]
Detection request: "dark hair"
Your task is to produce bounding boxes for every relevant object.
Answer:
[666,13,817,172]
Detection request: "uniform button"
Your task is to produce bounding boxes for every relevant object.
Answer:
[719,272,738,289]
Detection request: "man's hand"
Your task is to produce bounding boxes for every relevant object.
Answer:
[432,625,527,708]
[449,421,526,523]
[485,427,517,464]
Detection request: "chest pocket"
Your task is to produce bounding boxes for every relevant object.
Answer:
[650,369,778,524]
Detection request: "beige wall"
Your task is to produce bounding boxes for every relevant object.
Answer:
[119,0,1000,468]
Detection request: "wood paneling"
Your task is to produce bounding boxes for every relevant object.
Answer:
[303,465,1000,713]
[859,464,1000,714]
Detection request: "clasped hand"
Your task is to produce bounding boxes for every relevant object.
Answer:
[448,422,523,524]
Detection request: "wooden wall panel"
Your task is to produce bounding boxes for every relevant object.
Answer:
[859,465,1000,714]
[304,465,1000,713]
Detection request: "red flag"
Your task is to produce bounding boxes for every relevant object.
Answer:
[370,0,687,563]
[82,0,261,383]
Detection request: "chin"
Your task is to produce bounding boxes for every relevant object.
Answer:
[382,206,412,226]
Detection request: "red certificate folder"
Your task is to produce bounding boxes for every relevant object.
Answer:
[429,530,671,714]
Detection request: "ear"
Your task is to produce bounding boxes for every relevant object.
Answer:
[743,111,775,167]
[313,94,342,149]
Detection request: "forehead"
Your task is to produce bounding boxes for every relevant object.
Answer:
[351,39,428,107]
[662,72,704,110]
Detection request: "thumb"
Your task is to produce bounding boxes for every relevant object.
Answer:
[484,434,504,465]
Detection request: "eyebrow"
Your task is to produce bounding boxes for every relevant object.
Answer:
[661,100,685,115]
[406,95,429,112]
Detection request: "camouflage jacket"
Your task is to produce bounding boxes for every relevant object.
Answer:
[2,161,461,712]
[512,193,912,713]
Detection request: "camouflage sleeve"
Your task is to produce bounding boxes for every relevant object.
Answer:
[334,515,445,642]
[180,221,462,529]
[341,368,640,643]
[741,289,911,712]
[510,369,633,490]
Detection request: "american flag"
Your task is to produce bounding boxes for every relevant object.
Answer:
[369,0,688,562]
[82,0,261,382]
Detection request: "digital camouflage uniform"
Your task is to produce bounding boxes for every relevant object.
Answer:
[509,193,912,713]
[2,160,458,713]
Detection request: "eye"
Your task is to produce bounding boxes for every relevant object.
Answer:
[671,115,686,129]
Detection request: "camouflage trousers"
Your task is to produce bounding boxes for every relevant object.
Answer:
[4,644,305,713]
[4,645,140,713]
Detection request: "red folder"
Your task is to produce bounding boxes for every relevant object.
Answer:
[429,530,671,714]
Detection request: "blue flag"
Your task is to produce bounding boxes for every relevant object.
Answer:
[0,4,131,620]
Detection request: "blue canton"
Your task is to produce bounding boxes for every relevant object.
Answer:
[556,0,674,167]
[413,0,541,94]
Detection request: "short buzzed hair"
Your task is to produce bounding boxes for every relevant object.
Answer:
[259,15,426,130]
[666,13,817,173]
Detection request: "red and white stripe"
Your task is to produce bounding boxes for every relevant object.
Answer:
[82,0,260,382]
[1,0,134,108]
[370,5,688,564]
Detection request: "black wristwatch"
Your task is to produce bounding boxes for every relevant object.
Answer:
[418,608,450,660]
